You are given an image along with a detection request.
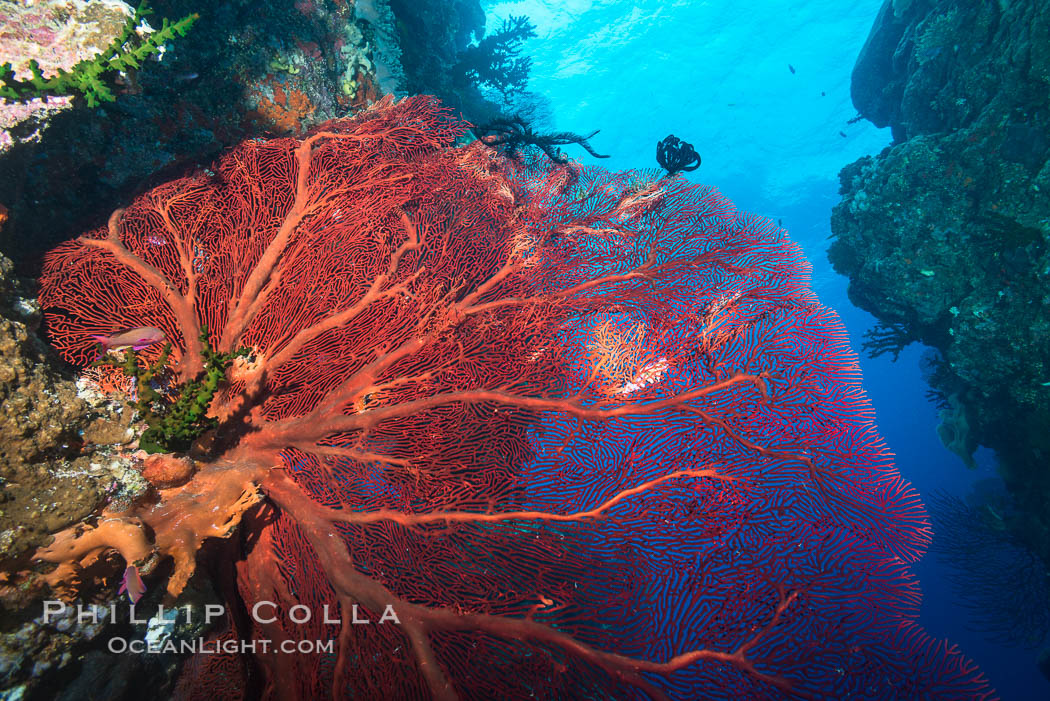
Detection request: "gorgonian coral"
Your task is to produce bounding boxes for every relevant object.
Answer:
[32,95,991,700]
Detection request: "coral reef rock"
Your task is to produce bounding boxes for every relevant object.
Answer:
[0,0,135,151]
[830,0,1050,559]
[0,251,100,566]
[0,245,188,697]
[0,0,395,268]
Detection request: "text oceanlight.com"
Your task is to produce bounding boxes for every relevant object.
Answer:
[108,637,337,655]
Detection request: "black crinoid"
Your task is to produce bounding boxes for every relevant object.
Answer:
[472,115,610,165]
[656,134,701,176]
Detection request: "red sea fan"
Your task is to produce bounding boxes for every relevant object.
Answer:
[36,95,993,699]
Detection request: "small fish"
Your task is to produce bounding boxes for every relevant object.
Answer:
[145,235,168,246]
[839,131,847,138]
[821,91,826,96]
[175,72,200,82]
[90,326,166,352]
[118,565,146,604]
[788,64,796,74]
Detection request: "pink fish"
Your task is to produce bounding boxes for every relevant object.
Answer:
[118,565,146,604]
[90,326,166,352]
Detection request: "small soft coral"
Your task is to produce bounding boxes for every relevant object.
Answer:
[0,2,198,107]
[35,462,261,599]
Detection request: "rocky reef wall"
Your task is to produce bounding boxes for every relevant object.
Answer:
[0,0,410,271]
[830,0,1050,560]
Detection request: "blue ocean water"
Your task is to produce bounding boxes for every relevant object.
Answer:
[482,1,1050,698]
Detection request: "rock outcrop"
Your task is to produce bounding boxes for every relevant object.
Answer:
[831,0,1050,560]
